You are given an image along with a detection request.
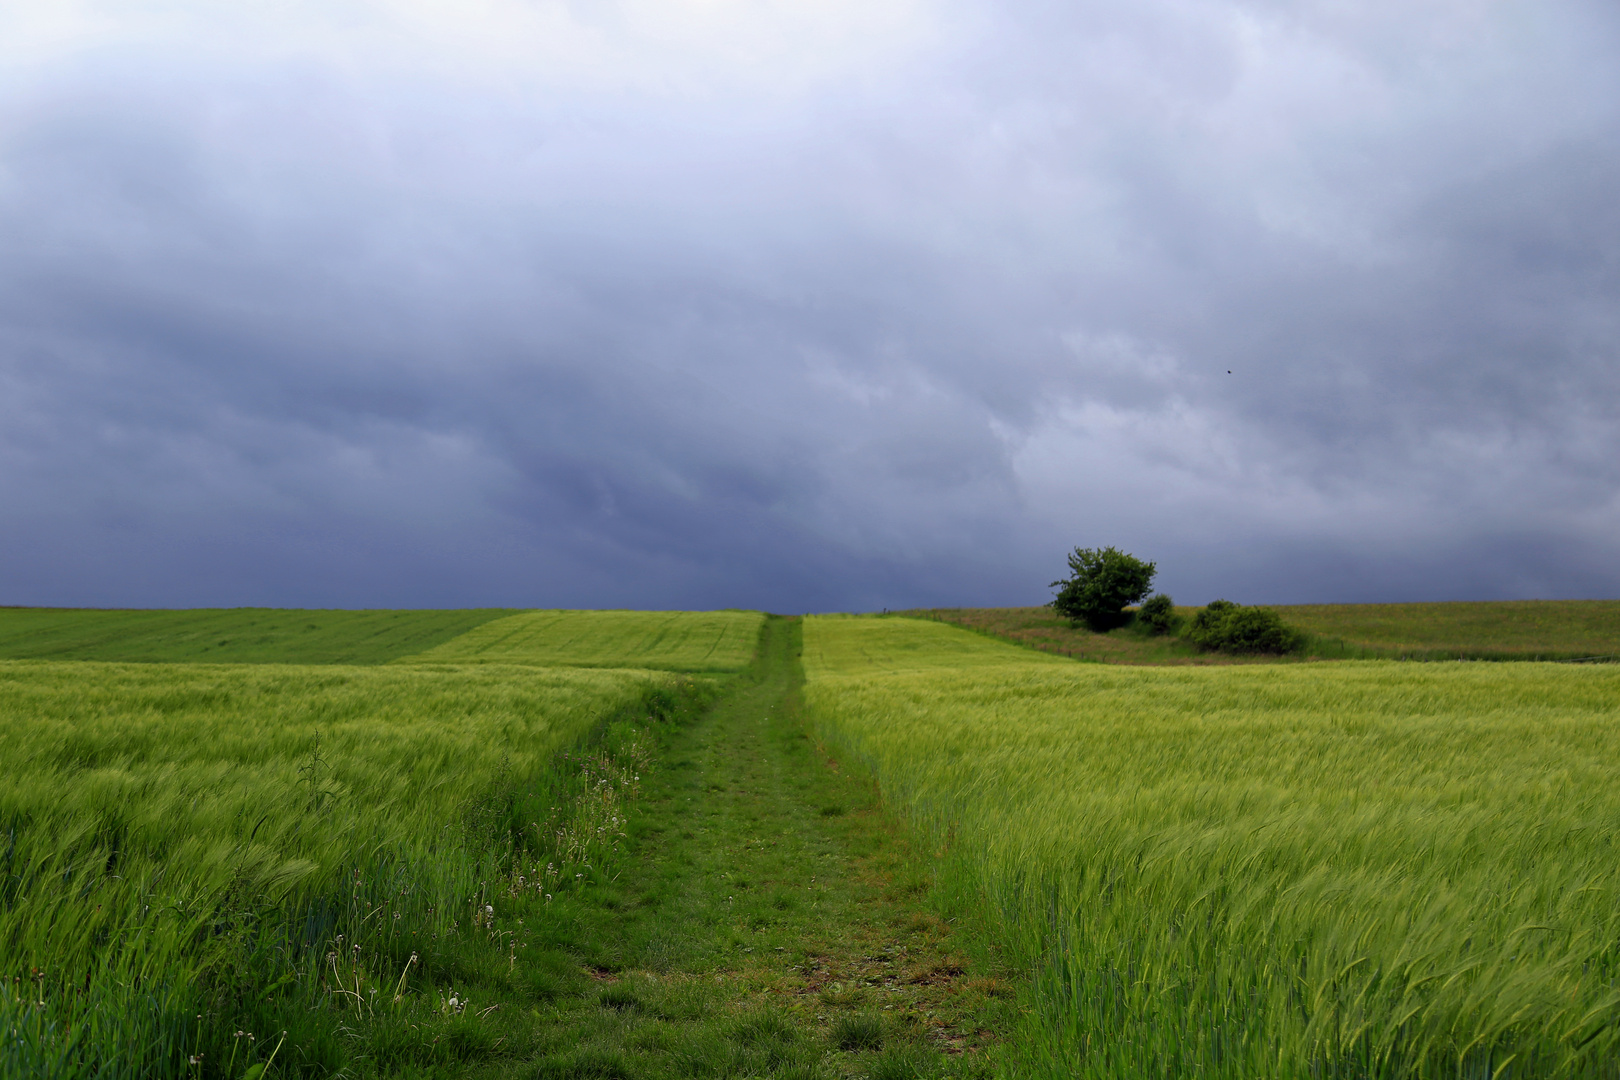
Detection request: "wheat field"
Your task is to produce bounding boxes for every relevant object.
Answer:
[0,611,734,1078]
[400,609,764,671]
[804,615,1620,1078]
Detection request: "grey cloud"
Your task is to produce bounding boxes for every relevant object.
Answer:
[2,1,1618,610]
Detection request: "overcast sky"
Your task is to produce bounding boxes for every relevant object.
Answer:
[2,1,1617,611]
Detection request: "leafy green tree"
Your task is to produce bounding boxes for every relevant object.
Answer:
[1137,593,1179,635]
[1189,599,1306,654]
[1051,546,1157,631]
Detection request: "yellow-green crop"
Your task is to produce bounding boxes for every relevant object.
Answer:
[402,609,765,671]
[0,659,682,1075]
[804,616,1620,1078]
[0,608,741,1078]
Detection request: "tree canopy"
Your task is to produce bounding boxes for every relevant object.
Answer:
[1051,546,1157,631]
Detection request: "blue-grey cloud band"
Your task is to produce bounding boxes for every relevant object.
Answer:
[2,1,1617,609]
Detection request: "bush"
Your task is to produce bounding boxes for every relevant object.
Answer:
[1051,546,1157,632]
[1189,600,1305,655]
[1137,594,1178,635]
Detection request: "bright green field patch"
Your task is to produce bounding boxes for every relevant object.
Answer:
[1278,598,1620,660]
[804,615,1620,1078]
[403,609,765,671]
[0,606,514,663]
[0,660,651,824]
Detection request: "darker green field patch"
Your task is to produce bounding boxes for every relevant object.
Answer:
[1276,598,1620,660]
[0,606,515,663]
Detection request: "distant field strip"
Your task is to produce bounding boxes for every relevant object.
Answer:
[805,612,1073,671]
[804,616,1620,1078]
[403,609,766,671]
[1277,599,1620,660]
[0,607,514,663]
[0,658,691,1076]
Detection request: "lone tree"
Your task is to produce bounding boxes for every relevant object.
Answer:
[1051,546,1157,631]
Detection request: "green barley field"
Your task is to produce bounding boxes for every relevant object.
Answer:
[0,610,749,1078]
[803,615,1620,1078]
[401,609,764,671]
[6,602,1620,1078]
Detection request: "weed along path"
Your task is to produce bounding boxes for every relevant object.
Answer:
[482,615,1014,1080]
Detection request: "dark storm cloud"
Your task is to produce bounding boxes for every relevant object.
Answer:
[2,1,1618,610]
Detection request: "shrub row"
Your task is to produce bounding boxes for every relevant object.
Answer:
[1112,595,1307,655]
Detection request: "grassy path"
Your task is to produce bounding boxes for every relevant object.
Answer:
[479,616,1013,1079]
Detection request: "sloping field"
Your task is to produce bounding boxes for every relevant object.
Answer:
[0,606,514,663]
[899,606,1223,664]
[0,610,727,1077]
[804,615,1620,1078]
[911,600,1620,664]
[1276,599,1620,660]
[402,609,765,671]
